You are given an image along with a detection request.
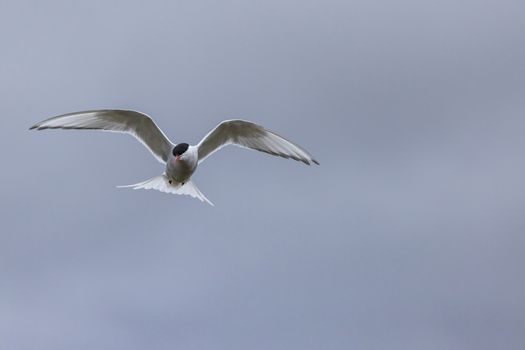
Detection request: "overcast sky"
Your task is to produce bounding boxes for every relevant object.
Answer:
[1,0,525,349]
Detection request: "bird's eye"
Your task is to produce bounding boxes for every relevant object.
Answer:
[172,143,189,156]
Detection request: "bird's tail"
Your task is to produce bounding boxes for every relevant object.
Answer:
[117,174,214,206]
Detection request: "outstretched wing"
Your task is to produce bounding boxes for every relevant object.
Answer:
[30,109,174,163]
[196,119,319,165]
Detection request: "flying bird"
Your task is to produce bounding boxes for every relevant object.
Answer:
[30,110,319,205]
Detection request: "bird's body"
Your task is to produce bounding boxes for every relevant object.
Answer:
[30,109,318,205]
[166,145,198,185]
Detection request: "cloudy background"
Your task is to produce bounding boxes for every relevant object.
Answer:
[1,0,525,349]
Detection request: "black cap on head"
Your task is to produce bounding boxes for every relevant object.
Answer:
[172,143,189,156]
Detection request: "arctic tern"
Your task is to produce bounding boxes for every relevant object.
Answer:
[30,110,319,205]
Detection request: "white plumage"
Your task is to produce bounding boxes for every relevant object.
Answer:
[31,109,318,205]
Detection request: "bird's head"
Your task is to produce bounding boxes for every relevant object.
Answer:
[172,143,189,161]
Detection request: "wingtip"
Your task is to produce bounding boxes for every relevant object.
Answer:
[29,124,46,130]
[303,158,320,165]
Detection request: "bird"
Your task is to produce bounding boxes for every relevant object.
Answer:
[30,109,319,205]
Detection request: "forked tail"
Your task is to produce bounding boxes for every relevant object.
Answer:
[118,174,214,206]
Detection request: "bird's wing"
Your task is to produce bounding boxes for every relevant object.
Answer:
[196,119,319,165]
[30,109,174,163]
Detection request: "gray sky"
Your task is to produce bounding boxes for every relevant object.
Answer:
[1,0,525,349]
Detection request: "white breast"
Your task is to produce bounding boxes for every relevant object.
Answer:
[165,146,199,183]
